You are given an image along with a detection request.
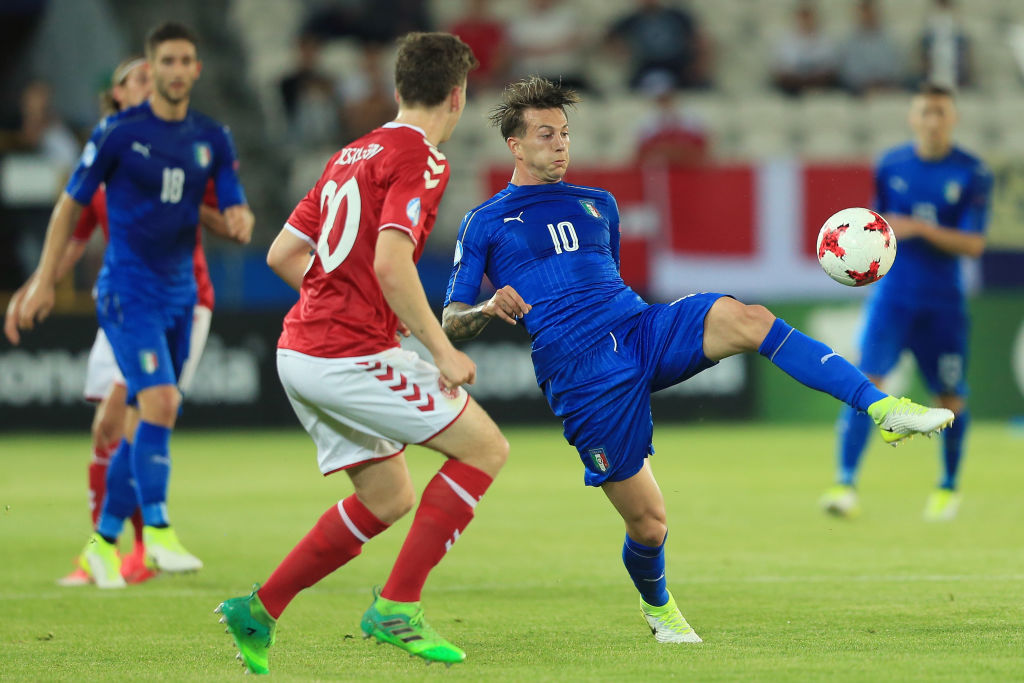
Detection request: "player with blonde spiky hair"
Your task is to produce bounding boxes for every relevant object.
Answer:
[443,76,955,644]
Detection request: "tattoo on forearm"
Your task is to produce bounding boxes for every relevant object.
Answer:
[442,303,492,342]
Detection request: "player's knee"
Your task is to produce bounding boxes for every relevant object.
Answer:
[139,386,180,425]
[629,516,667,547]
[738,304,775,349]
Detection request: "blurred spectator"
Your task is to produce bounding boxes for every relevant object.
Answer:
[607,0,713,91]
[337,43,397,141]
[301,0,431,44]
[506,0,591,92]
[771,1,839,96]
[279,34,345,146]
[15,79,80,172]
[919,0,972,89]
[449,0,508,95]
[634,72,709,166]
[838,0,906,95]
[0,0,47,131]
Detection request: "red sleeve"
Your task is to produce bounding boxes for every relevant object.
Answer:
[72,189,104,242]
[378,144,449,246]
[193,225,215,309]
[202,177,218,209]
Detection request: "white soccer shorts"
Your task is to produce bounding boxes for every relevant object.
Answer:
[177,304,212,394]
[277,346,470,475]
[83,327,125,402]
[83,304,213,401]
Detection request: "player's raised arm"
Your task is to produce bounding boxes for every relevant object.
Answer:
[18,191,85,331]
[442,286,532,342]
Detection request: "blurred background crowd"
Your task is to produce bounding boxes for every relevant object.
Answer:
[1,0,1023,308]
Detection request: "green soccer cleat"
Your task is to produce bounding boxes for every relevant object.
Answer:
[143,525,203,573]
[819,484,861,518]
[360,588,466,665]
[868,396,955,446]
[215,584,276,675]
[79,533,126,589]
[923,488,961,522]
[641,592,702,643]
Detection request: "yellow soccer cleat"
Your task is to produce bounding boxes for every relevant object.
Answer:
[868,396,954,446]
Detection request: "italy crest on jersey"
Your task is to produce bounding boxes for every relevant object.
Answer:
[139,350,159,374]
[579,199,601,218]
[194,142,212,168]
[588,447,610,472]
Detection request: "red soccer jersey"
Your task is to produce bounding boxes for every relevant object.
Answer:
[278,123,450,358]
[72,182,217,309]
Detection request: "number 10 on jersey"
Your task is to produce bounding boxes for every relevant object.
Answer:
[547,221,578,254]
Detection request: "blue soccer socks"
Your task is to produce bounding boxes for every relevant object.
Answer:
[836,404,874,486]
[758,318,886,412]
[96,438,136,541]
[941,409,968,490]
[623,533,670,607]
[131,421,172,527]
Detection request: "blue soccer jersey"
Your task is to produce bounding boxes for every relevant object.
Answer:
[445,181,647,384]
[871,143,991,307]
[66,101,245,307]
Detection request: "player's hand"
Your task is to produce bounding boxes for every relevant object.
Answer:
[434,347,476,390]
[17,277,55,333]
[395,321,411,342]
[481,285,531,325]
[224,205,254,245]
[4,281,30,345]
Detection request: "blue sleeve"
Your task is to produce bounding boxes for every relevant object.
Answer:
[212,125,246,209]
[65,118,120,205]
[958,162,992,234]
[444,209,490,307]
[606,192,622,270]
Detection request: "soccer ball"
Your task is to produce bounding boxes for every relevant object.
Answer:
[815,207,897,287]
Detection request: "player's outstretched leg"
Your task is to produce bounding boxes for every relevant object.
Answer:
[361,587,466,665]
[215,584,276,675]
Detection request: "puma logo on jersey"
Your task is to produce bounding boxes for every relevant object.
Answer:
[335,143,383,165]
[131,141,151,158]
[503,212,524,223]
[820,351,839,365]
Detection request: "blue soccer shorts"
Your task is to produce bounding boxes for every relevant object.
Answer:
[858,299,969,396]
[96,291,193,404]
[542,292,724,487]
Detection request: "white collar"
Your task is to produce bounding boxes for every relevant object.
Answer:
[383,121,427,137]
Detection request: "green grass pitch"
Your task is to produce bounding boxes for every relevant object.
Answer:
[2,422,1023,681]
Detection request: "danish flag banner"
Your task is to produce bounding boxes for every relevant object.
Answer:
[488,162,874,301]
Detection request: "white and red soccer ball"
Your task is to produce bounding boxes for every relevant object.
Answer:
[816,207,897,287]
